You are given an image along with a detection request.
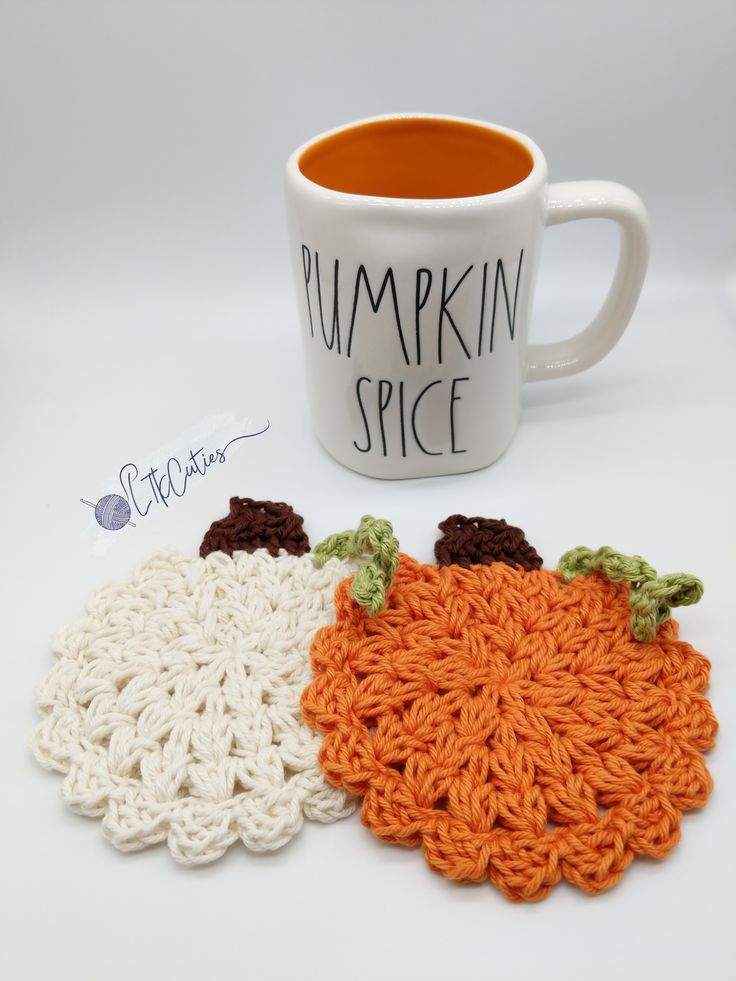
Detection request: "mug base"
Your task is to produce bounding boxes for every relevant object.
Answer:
[315,433,516,480]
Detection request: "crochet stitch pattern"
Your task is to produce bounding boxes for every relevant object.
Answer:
[200,497,310,559]
[33,506,357,864]
[302,519,717,901]
[435,515,543,571]
[313,515,400,614]
[559,546,704,642]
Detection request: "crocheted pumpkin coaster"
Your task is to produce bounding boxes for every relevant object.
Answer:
[302,516,717,901]
[33,498,371,864]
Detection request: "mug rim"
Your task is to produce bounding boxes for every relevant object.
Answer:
[286,113,547,208]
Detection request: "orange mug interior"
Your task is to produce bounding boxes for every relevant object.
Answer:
[298,117,534,200]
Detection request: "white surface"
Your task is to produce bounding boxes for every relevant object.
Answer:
[1,1,735,980]
[3,279,735,981]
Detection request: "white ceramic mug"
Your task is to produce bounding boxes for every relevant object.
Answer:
[285,113,648,479]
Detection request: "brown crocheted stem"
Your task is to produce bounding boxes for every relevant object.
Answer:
[435,515,543,571]
[199,497,310,559]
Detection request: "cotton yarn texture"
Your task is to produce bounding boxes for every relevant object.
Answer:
[200,497,311,559]
[302,524,717,901]
[434,515,543,572]
[33,547,357,863]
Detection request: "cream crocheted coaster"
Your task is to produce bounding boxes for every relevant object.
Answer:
[33,545,357,864]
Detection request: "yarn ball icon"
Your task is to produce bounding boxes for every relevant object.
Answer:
[80,494,135,531]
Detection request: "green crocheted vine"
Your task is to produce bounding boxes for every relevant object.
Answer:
[313,515,399,615]
[558,545,704,642]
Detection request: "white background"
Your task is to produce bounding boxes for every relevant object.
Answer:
[2,2,735,979]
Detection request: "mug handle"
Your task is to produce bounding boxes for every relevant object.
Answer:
[526,181,649,381]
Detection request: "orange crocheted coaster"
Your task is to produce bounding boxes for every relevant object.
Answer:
[302,522,717,902]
